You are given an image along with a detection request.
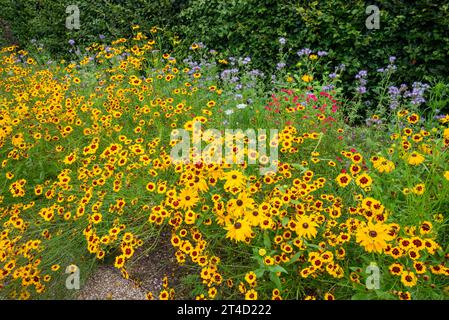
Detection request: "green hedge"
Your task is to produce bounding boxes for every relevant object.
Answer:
[1,0,448,84]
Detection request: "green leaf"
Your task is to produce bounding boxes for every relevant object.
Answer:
[351,292,370,300]
[263,232,271,249]
[285,251,302,266]
[374,290,396,300]
[267,265,288,274]
[269,272,282,289]
[281,217,289,227]
[303,239,322,250]
[349,266,362,272]
[254,268,265,278]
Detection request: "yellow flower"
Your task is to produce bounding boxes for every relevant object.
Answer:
[146,292,154,300]
[356,221,393,253]
[400,271,418,287]
[407,113,419,124]
[244,271,257,285]
[51,264,60,272]
[412,183,425,195]
[114,255,126,269]
[405,151,425,166]
[222,170,247,192]
[245,289,258,300]
[443,128,449,139]
[335,173,352,187]
[355,173,373,188]
[178,188,199,210]
[324,293,335,300]
[373,157,395,173]
[295,214,318,239]
[301,74,313,82]
[444,171,449,181]
[159,290,170,300]
[225,219,252,242]
[227,192,255,218]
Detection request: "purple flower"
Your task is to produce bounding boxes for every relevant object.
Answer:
[388,86,400,109]
[386,64,397,72]
[404,82,430,105]
[297,48,312,56]
[317,50,328,57]
[355,70,368,94]
[329,73,337,79]
[388,86,400,96]
[249,69,263,77]
[355,70,368,79]
[279,38,286,45]
[276,62,286,70]
[242,57,251,65]
[68,39,75,46]
[357,86,367,94]
[400,84,408,92]
[99,34,105,40]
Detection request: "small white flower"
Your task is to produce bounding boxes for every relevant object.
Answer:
[225,109,234,115]
[236,103,247,109]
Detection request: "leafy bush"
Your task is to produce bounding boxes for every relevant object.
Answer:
[1,0,448,88]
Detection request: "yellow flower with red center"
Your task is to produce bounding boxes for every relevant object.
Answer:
[400,271,418,287]
[245,289,258,300]
[335,173,352,187]
[355,173,373,188]
[244,271,257,285]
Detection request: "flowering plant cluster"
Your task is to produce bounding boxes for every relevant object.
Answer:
[0,28,448,300]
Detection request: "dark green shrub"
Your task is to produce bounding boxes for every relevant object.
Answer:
[1,0,448,88]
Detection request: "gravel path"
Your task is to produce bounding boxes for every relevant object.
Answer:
[77,265,147,300]
[77,235,182,300]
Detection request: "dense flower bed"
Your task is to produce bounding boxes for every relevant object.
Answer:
[0,29,449,300]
